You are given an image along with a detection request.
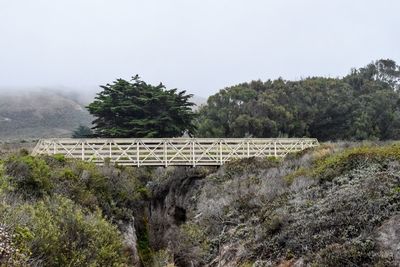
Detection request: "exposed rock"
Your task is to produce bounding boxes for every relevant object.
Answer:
[376,215,400,263]
[123,219,141,266]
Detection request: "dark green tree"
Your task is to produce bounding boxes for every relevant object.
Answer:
[72,125,93,138]
[87,76,196,138]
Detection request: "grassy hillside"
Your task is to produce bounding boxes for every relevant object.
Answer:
[0,142,399,266]
[0,90,93,141]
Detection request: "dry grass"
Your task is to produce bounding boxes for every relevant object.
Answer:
[0,141,36,158]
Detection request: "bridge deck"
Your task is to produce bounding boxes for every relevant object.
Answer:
[32,138,319,166]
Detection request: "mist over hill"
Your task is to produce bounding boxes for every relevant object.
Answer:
[0,88,206,141]
[0,89,93,140]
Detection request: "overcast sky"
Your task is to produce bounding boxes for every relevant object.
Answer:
[0,0,399,97]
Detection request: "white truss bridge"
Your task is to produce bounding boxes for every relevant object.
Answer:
[32,138,319,166]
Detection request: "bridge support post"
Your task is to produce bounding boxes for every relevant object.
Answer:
[81,141,85,160]
[219,140,223,165]
[192,140,196,167]
[164,140,168,167]
[109,141,112,159]
[136,141,140,167]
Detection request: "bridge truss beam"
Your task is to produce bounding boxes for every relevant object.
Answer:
[32,138,319,166]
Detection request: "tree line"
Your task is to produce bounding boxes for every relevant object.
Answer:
[74,59,400,141]
[196,59,400,141]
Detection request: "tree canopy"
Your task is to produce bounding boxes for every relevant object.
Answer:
[196,59,400,141]
[72,125,93,138]
[87,76,196,138]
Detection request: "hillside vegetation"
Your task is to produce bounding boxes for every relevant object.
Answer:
[0,142,399,266]
[0,91,92,140]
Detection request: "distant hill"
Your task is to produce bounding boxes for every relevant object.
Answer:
[0,90,92,141]
[0,89,206,141]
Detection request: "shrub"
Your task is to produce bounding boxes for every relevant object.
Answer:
[223,157,281,177]
[0,161,9,194]
[283,167,309,185]
[1,195,127,267]
[52,153,66,163]
[310,239,384,267]
[172,223,209,267]
[263,214,284,236]
[66,161,150,222]
[136,216,153,266]
[0,224,30,266]
[5,155,52,198]
[281,143,400,184]
[313,144,400,182]
[152,249,174,267]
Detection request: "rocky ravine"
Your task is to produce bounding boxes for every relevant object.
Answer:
[138,143,400,266]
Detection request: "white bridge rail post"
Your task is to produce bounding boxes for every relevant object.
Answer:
[31,138,319,166]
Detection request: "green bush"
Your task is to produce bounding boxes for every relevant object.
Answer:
[311,239,384,267]
[136,217,152,266]
[0,152,157,266]
[66,161,149,222]
[0,223,30,266]
[313,144,400,182]
[263,214,284,235]
[0,161,8,193]
[282,143,400,184]
[5,155,52,198]
[173,223,210,266]
[1,195,127,267]
[224,157,281,177]
[52,153,67,163]
[283,167,309,185]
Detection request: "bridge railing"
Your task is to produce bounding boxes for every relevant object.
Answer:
[32,138,319,166]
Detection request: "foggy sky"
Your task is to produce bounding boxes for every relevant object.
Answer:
[0,0,399,97]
